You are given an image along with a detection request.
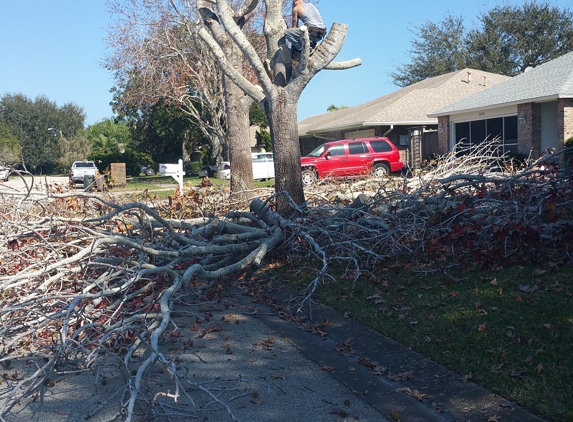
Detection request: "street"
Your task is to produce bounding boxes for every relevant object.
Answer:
[0,175,72,194]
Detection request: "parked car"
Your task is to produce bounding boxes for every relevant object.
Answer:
[140,164,156,176]
[199,164,218,178]
[70,161,99,184]
[218,153,275,180]
[0,166,9,182]
[300,137,403,186]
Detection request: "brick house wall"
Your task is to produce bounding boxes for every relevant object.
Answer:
[517,103,542,158]
[558,99,573,147]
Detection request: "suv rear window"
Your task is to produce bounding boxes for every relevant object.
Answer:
[74,162,96,168]
[369,140,392,152]
[348,142,368,154]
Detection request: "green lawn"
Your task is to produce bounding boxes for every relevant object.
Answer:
[107,176,274,199]
[265,261,573,422]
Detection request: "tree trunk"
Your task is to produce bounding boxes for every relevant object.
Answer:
[266,88,306,214]
[224,44,254,198]
[182,129,191,172]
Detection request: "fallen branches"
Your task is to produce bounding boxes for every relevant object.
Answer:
[1,144,572,419]
[287,144,573,306]
[0,183,285,421]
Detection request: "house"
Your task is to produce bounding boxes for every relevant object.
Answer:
[298,69,510,167]
[429,51,573,159]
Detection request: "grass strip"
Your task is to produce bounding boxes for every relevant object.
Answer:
[268,262,573,421]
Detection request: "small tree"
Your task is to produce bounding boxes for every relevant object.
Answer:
[87,118,131,155]
[57,130,91,172]
[327,104,348,112]
[0,122,21,165]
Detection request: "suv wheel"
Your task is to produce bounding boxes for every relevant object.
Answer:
[372,163,390,177]
[145,167,155,176]
[301,169,317,186]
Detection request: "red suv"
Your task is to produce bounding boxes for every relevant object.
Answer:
[300,137,403,186]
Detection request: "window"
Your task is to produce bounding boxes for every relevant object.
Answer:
[327,145,346,156]
[455,122,470,146]
[348,142,367,154]
[471,120,486,145]
[75,162,96,168]
[370,140,392,152]
[307,145,326,157]
[455,116,518,153]
[486,118,503,141]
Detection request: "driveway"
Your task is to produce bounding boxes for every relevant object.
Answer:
[0,175,71,194]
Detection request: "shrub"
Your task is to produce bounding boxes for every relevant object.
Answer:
[564,136,573,149]
[255,128,272,152]
[188,161,203,176]
[89,150,151,177]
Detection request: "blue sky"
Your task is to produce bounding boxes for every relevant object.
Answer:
[1,0,572,126]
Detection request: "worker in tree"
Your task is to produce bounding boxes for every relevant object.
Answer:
[285,0,326,60]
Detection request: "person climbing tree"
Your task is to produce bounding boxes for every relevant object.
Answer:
[285,0,326,60]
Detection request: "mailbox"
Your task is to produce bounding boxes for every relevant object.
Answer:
[160,163,181,176]
[159,159,185,195]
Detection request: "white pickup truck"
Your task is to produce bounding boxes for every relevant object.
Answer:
[70,161,99,184]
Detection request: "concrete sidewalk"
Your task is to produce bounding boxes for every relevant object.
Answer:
[0,272,546,421]
[1,285,388,421]
[224,272,547,422]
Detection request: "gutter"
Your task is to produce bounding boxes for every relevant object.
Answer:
[305,120,438,137]
[428,94,564,118]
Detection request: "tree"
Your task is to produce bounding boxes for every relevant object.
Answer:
[195,0,361,212]
[196,0,261,196]
[127,100,204,165]
[87,118,132,155]
[107,1,227,162]
[0,122,22,165]
[107,0,257,195]
[0,93,86,172]
[391,14,468,87]
[327,104,348,112]
[392,2,573,86]
[56,130,91,172]
[467,1,573,76]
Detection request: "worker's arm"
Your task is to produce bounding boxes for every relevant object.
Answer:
[291,5,301,27]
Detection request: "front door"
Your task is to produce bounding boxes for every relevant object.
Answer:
[322,144,347,177]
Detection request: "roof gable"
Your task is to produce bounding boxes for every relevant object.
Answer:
[299,69,510,136]
[430,51,573,116]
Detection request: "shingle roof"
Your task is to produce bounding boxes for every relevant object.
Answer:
[298,69,510,136]
[429,51,573,117]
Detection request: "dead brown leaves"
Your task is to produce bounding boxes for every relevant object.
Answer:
[387,371,414,382]
[396,386,428,401]
[335,338,354,357]
[253,335,275,351]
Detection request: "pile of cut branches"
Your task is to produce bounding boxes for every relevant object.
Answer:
[0,180,285,421]
[288,143,573,301]
[1,143,572,420]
